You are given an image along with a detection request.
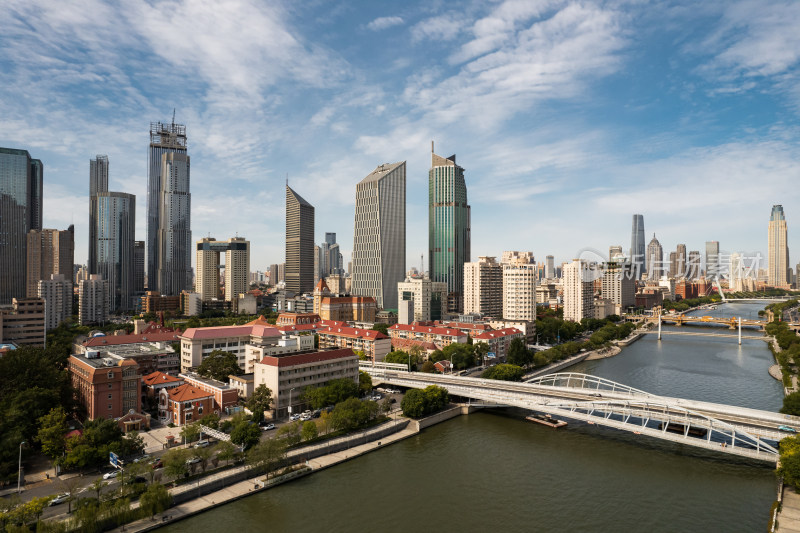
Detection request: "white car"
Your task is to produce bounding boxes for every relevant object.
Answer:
[103,470,119,480]
[260,423,275,431]
[49,493,69,506]
[290,414,301,421]
[194,440,210,448]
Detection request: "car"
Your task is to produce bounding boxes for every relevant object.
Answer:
[311,410,321,419]
[194,440,210,448]
[260,423,275,431]
[779,425,796,433]
[290,414,301,421]
[185,457,201,465]
[103,470,120,480]
[49,493,70,506]
[150,459,163,469]
[300,414,312,421]
[133,454,151,463]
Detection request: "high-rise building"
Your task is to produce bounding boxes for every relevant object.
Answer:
[225,237,250,302]
[352,162,406,310]
[688,250,701,280]
[563,259,594,323]
[269,264,278,287]
[545,255,555,279]
[670,244,687,278]
[79,274,110,325]
[601,262,636,311]
[397,277,447,324]
[730,252,744,292]
[429,145,470,313]
[196,236,250,302]
[285,185,315,294]
[609,246,624,261]
[0,147,43,305]
[768,205,790,287]
[89,155,109,275]
[156,152,192,296]
[0,298,45,346]
[277,263,286,285]
[463,256,502,317]
[196,237,221,301]
[37,274,71,331]
[629,214,645,279]
[705,241,720,280]
[134,241,145,293]
[26,226,74,298]
[646,234,663,280]
[501,252,537,321]
[147,120,187,292]
[93,192,136,311]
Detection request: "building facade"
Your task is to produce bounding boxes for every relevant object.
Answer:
[600,262,636,312]
[285,185,315,295]
[0,298,45,346]
[501,252,537,322]
[196,236,250,303]
[768,205,790,287]
[629,214,645,279]
[27,227,74,298]
[563,259,594,322]
[37,274,71,331]
[429,146,470,314]
[396,277,447,324]
[93,192,136,311]
[352,162,406,310]
[463,256,503,317]
[88,155,109,277]
[646,234,663,280]
[317,326,391,362]
[156,152,192,296]
[79,275,110,325]
[69,353,141,421]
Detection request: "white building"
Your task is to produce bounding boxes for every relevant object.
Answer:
[78,274,110,325]
[501,251,537,321]
[37,274,71,331]
[397,277,448,324]
[600,262,636,313]
[463,256,503,317]
[563,259,594,322]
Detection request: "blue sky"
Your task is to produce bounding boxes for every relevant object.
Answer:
[2,0,799,274]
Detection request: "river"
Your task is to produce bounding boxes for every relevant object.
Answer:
[161,302,782,532]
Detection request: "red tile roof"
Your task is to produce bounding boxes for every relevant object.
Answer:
[389,324,466,337]
[315,278,330,292]
[180,324,281,340]
[472,327,523,340]
[276,319,346,333]
[319,326,389,340]
[83,331,181,347]
[143,371,183,386]
[390,338,438,351]
[258,348,356,368]
[168,383,214,402]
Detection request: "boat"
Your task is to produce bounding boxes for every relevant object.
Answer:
[525,413,567,429]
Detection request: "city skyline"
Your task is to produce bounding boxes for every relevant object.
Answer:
[1,1,799,271]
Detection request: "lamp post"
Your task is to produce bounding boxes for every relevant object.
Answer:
[17,440,25,494]
[288,387,296,417]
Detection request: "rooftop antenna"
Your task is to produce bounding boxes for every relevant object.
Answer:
[286,173,289,186]
[431,140,434,153]
[421,254,424,275]
[172,108,176,127]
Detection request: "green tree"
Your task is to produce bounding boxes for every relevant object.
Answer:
[782,391,800,416]
[214,440,238,466]
[506,338,533,367]
[400,389,426,418]
[358,371,373,396]
[36,407,68,465]
[482,363,525,381]
[371,323,389,335]
[384,350,412,368]
[247,384,273,423]
[443,343,475,370]
[277,421,302,446]
[162,448,188,480]
[420,360,436,373]
[198,412,221,429]
[192,445,215,473]
[139,483,172,518]
[246,438,287,480]
[196,349,241,381]
[429,349,446,363]
[301,421,318,442]
[473,342,490,365]
[230,422,261,450]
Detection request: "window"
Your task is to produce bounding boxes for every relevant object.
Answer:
[108,404,112,410]
[108,384,113,389]
[108,371,114,378]
[198,405,204,415]
[108,394,112,399]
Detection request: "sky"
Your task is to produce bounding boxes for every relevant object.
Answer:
[2,0,799,274]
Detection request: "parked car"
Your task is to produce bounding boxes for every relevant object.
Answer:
[300,414,312,421]
[290,414,301,421]
[150,459,163,469]
[103,470,120,480]
[49,493,69,506]
[133,454,151,463]
[185,457,201,465]
[194,440,210,448]
[260,423,275,431]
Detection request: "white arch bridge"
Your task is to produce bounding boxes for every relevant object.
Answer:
[364,366,800,463]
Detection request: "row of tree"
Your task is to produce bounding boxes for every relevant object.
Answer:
[401,386,449,418]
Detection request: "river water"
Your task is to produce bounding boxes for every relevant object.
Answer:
[161,302,782,532]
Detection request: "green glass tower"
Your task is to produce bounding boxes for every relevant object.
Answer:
[428,143,470,314]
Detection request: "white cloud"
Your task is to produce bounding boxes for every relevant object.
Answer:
[366,16,404,31]
[410,14,465,42]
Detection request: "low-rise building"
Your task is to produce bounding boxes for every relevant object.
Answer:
[0,298,46,346]
[179,372,240,413]
[472,327,525,363]
[389,337,439,357]
[253,348,358,418]
[179,323,283,372]
[75,330,183,375]
[143,371,184,419]
[317,326,391,362]
[162,383,215,425]
[69,352,143,428]
[141,291,181,314]
[276,312,320,326]
[229,373,254,399]
[387,323,468,348]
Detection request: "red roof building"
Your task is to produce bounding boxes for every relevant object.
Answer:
[388,324,468,347]
[317,326,391,362]
[472,328,524,363]
[163,383,215,425]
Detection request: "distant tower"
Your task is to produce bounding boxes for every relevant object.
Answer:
[705,241,720,280]
[89,155,109,276]
[429,144,470,313]
[768,205,790,287]
[94,192,136,311]
[352,162,406,309]
[285,185,315,294]
[629,214,645,279]
[647,234,663,279]
[156,152,192,296]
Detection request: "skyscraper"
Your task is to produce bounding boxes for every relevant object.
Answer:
[463,256,503,317]
[147,119,187,291]
[352,162,406,309]
[673,244,687,278]
[225,237,250,302]
[133,241,145,294]
[688,250,701,280]
[0,147,43,305]
[609,245,624,260]
[705,241,720,280]
[564,259,594,322]
[93,192,136,311]
[768,205,790,287]
[545,256,555,279]
[26,226,74,298]
[88,155,109,275]
[501,251,537,321]
[156,152,192,295]
[429,144,470,313]
[646,234,663,279]
[629,214,645,279]
[285,185,315,294]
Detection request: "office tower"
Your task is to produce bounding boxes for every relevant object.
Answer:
[225,237,250,301]
[37,274,71,331]
[352,162,406,310]
[325,232,336,246]
[768,205,790,287]
[730,252,744,292]
[687,250,701,280]
[646,234,663,280]
[133,241,145,293]
[26,226,74,297]
[92,192,136,311]
[196,237,221,300]
[629,214,645,279]
[314,244,324,285]
[397,277,447,324]
[269,264,278,287]
[704,241,720,280]
[196,236,249,301]
[429,145,470,313]
[502,252,537,321]
[668,252,677,278]
[79,275,110,325]
[545,256,555,279]
[670,244,687,278]
[601,262,635,310]
[563,259,594,322]
[0,147,43,305]
[608,245,624,261]
[147,119,187,291]
[285,185,315,294]
[88,156,110,276]
[463,256,502,317]
[329,243,343,274]
[155,152,192,295]
[277,263,286,284]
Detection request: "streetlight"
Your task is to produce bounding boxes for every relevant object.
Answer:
[17,440,25,494]
[288,387,296,417]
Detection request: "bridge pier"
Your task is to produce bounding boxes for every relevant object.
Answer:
[739,317,742,345]
[658,316,662,340]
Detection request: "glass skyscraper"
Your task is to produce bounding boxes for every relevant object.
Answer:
[0,147,43,305]
[629,214,645,279]
[156,152,192,295]
[285,185,315,294]
[94,192,136,311]
[88,155,109,275]
[428,145,470,313]
[768,205,789,287]
[147,120,187,293]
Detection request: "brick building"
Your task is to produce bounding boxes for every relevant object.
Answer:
[69,352,143,426]
[317,326,391,362]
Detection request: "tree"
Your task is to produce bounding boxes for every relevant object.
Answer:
[420,361,436,373]
[301,421,318,442]
[230,422,261,450]
[247,384,273,423]
[782,391,800,416]
[277,421,302,446]
[506,338,533,367]
[429,349,446,363]
[198,412,220,429]
[444,343,475,370]
[87,478,108,501]
[139,483,172,518]
[401,386,449,418]
[117,432,145,457]
[371,323,389,335]
[473,342,490,366]
[214,440,237,466]
[179,423,200,445]
[482,364,525,381]
[36,407,68,465]
[162,448,188,480]
[196,349,241,381]
[358,371,373,396]
[401,389,426,418]
[384,350,412,368]
[247,438,287,480]
[193,445,214,472]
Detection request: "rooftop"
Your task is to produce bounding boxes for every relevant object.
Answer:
[319,326,389,340]
[180,371,233,390]
[168,383,214,402]
[180,324,282,340]
[473,327,523,340]
[82,331,181,347]
[389,324,466,337]
[258,348,356,368]
[143,371,183,386]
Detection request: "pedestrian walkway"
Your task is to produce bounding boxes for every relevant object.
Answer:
[777,486,800,532]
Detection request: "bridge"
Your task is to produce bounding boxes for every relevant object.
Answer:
[363,366,799,463]
[639,330,768,341]
[643,315,764,329]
